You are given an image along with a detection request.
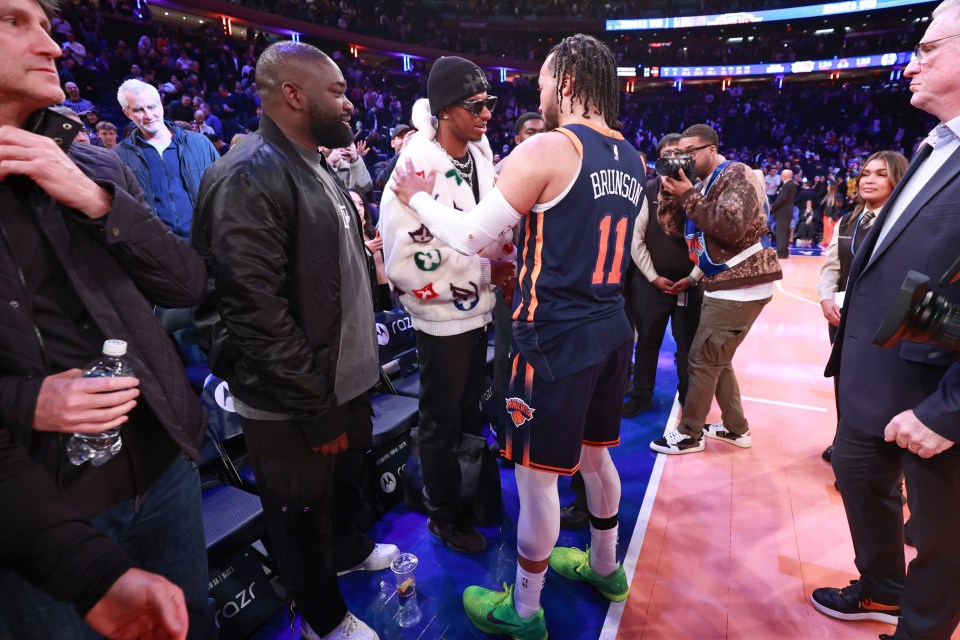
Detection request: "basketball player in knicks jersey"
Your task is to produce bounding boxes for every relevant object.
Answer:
[392,34,645,639]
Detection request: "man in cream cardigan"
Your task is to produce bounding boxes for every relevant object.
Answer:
[380,56,516,555]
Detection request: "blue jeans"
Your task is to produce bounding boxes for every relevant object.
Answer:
[0,456,212,639]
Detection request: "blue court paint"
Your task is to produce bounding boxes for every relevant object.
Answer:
[255,333,679,640]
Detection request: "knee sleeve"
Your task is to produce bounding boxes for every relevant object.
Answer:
[515,464,561,562]
[579,446,621,520]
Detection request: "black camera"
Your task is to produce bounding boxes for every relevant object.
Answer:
[655,156,696,181]
[873,255,960,354]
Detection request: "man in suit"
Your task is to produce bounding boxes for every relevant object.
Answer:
[811,2,960,637]
[771,168,798,259]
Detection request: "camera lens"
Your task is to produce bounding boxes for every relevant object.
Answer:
[873,271,960,352]
[655,156,696,180]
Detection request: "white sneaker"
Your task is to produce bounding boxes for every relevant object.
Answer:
[302,612,380,640]
[703,422,752,448]
[337,543,400,576]
[649,429,705,455]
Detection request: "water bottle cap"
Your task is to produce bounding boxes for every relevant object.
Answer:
[102,339,128,357]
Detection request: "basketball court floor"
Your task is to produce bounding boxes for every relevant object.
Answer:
[257,252,956,640]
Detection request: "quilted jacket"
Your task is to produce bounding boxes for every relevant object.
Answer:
[0,133,207,474]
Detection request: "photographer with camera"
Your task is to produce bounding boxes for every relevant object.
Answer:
[811,2,960,637]
[649,124,782,455]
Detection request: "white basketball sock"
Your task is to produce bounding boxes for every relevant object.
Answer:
[513,563,546,620]
[590,525,620,577]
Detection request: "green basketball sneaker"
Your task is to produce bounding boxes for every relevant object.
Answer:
[548,547,629,602]
[462,583,548,640]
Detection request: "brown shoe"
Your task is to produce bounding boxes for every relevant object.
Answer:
[427,518,486,554]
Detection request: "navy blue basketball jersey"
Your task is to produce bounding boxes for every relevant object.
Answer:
[513,122,646,381]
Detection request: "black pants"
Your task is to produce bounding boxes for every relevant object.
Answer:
[240,394,372,636]
[331,431,375,572]
[415,327,488,525]
[775,212,792,257]
[628,272,702,406]
[833,422,960,639]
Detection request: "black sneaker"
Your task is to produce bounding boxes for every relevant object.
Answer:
[811,580,901,624]
[822,446,834,462]
[427,518,486,554]
[649,430,704,455]
[559,504,589,530]
[622,396,653,418]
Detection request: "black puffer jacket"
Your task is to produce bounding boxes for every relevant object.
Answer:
[192,116,361,448]
[0,135,206,466]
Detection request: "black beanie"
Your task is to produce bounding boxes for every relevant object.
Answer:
[427,56,490,115]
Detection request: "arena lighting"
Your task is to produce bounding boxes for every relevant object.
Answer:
[651,50,910,78]
[402,55,412,72]
[500,68,507,82]
[607,0,931,31]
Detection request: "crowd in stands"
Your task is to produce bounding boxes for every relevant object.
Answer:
[52,0,932,248]
[227,0,915,67]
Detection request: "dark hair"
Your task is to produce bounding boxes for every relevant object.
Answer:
[35,0,60,20]
[547,34,621,128]
[681,124,719,147]
[853,150,908,214]
[350,189,376,239]
[514,112,543,136]
[656,133,681,154]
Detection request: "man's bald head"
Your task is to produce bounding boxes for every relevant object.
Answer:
[256,41,332,109]
[781,169,794,181]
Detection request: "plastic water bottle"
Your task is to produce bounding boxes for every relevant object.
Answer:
[66,339,134,467]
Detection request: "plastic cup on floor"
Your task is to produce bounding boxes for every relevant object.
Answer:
[390,552,418,599]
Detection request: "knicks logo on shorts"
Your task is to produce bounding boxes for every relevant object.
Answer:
[506,397,535,427]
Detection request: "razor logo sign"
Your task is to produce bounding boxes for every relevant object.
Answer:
[376,323,390,345]
[214,582,257,629]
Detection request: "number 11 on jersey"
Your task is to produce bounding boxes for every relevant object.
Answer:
[592,214,629,286]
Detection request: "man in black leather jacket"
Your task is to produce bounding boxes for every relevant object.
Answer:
[192,42,382,640]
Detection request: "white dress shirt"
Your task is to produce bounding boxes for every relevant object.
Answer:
[871,116,960,255]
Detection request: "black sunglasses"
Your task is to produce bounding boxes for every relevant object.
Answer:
[459,95,498,116]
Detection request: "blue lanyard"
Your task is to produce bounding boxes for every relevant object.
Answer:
[703,160,732,197]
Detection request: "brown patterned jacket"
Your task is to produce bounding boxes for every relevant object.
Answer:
[658,161,782,292]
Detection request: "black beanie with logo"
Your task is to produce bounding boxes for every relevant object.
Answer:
[427,56,490,115]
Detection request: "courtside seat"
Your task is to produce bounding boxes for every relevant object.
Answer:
[392,371,421,398]
[198,433,267,566]
[202,483,266,563]
[370,392,419,448]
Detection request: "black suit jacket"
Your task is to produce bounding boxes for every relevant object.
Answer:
[826,142,960,444]
[771,179,798,220]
